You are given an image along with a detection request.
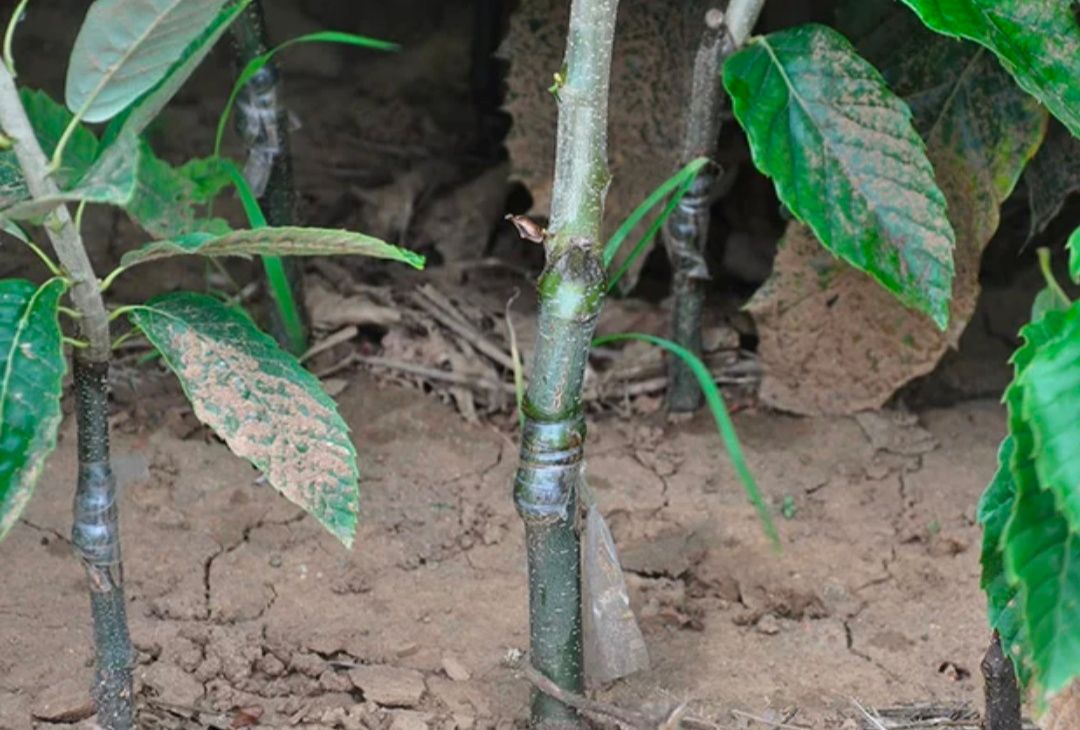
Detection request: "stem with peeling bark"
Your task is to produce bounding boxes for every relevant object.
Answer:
[512,1,618,728]
[0,64,133,730]
[230,0,310,356]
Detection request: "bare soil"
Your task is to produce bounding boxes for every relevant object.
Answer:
[0,2,1032,728]
[1,378,1002,729]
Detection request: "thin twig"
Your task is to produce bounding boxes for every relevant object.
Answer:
[730,708,811,730]
[517,659,658,730]
[354,355,516,393]
[414,284,516,371]
[301,325,358,363]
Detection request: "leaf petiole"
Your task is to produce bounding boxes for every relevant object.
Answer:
[2,0,29,76]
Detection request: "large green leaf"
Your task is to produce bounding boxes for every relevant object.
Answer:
[1019,303,1080,533]
[1003,464,1080,698]
[0,134,139,220]
[102,0,251,145]
[65,0,230,123]
[125,141,231,239]
[977,437,1030,685]
[898,0,1080,138]
[1001,305,1077,699]
[0,88,100,208]
[120,226,427,269]
[0,279,67,541]
[724,24,956,329]
[128,292,359,546]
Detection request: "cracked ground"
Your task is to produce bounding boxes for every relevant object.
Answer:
[0,373,1001,729]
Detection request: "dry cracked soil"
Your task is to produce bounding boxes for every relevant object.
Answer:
[1,374,1002,729]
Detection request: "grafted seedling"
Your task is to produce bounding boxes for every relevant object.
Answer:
[0,3,417,728]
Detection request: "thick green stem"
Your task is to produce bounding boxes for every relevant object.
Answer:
[663,12,731,413]
[513,1,618,727]
[72,358,133,730]
[230,0,309,355]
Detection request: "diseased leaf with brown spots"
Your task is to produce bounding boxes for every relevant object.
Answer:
[0,279,67,541]
[129,293,359,546]
[746,15,1045,414]
[899,0,1080,139]
[120,226,425,270]
[724,24,957,328]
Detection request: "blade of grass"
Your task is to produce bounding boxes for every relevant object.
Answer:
[602,157,709,269]
[222,160,305,354]
[214,31,398,156]
[592,331,779,547]
[606,171,696,293]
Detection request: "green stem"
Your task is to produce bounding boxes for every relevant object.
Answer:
[0,64,110,360]
[513,0,619,727]
[229,0,309,356]
[663,11,732,413]
[3,0,29,76]
[71,358,133,730]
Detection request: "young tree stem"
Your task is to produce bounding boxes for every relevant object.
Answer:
[981,632,1022,730]
[513,1,618,728]
[0,63,132,729]
[724,0,768,46]
[663,12,734,413]
[0,64,110,362]
[230,0,309,355]
[72,359,133,730]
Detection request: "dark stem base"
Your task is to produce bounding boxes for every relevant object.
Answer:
[981,632,1022,730]
[231,0,309,354]
[72,358,133,730]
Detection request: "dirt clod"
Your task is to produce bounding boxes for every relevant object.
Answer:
[441,654,472,682]
[350,666,427,708]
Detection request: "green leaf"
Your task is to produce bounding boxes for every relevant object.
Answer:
[0,278,67,541]
[215,30,398,155]
[1069,226,1080,285]
[1000,304,1076,698]
[65,0,230,123]
[102,0,251,145]
[20,88,99,188]
[897,0,1080,139]
[977,437,1031,685]
[591,332,779,548]
[1019,303,1080,534]
[126,141,231,239]
[0,133,139,220]
[0,88,100,208]
[724,24,956,329]
[128,292,359,546]
[121,226,427,269]
[1003,460,1080,698]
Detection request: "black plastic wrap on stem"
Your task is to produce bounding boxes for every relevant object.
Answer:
[662,11,733,413]
[71,358,133,730]
[230,0,310,352]
[514,246,606,730]
[981,632,1022,730]
[512,0,618,725]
